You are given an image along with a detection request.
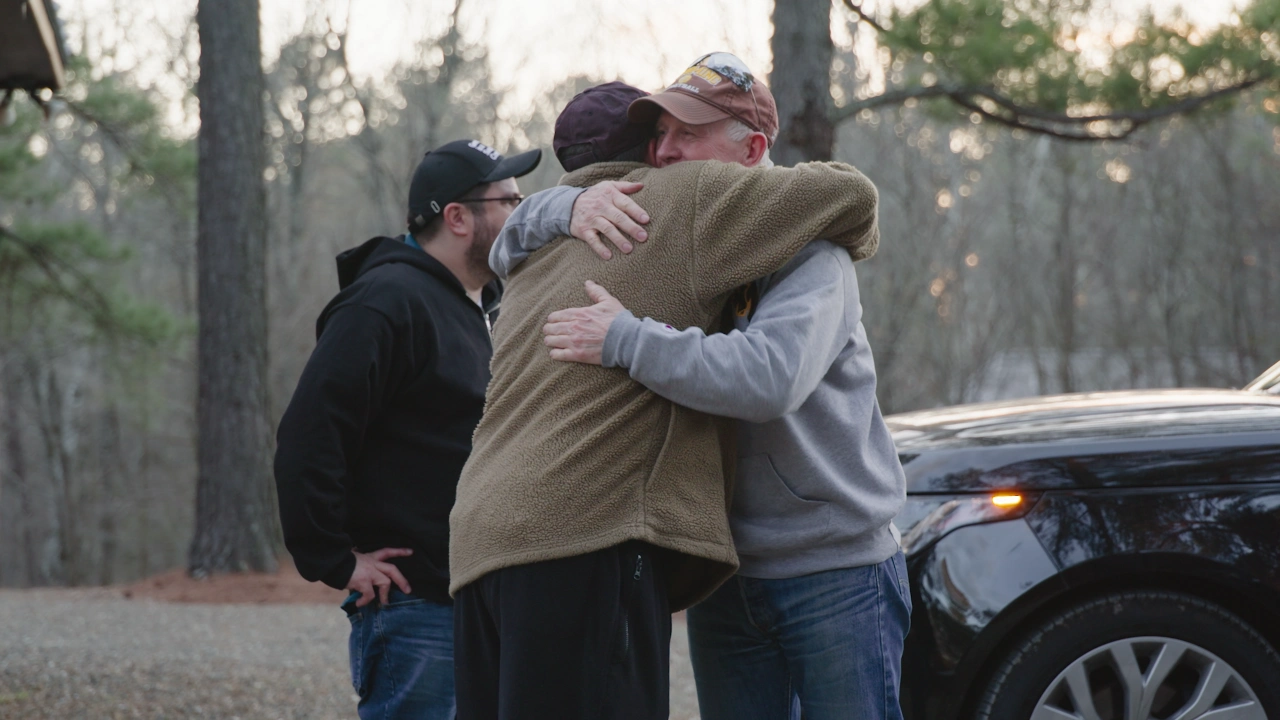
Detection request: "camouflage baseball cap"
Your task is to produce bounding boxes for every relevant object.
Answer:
[628,52,779,145]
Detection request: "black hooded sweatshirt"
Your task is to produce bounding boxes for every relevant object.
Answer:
[274,236,500,604]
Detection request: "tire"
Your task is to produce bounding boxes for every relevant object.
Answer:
[974,590,1280,720]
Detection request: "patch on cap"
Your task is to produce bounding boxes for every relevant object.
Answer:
[467,139,501,161]
[676,52,755,92]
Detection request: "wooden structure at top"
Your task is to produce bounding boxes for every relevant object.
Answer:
[1,0,66,92]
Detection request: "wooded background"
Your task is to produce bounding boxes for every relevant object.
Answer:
[1,0,1277,587]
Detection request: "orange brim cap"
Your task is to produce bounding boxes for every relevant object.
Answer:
[628,90,732,126]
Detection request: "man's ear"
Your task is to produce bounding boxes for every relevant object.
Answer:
[744,133,769,167]
[441,202,473,238]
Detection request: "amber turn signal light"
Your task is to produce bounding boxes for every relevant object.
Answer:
[991,493,1023,508]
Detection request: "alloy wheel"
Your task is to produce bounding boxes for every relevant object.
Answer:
[1032,636,1266,720]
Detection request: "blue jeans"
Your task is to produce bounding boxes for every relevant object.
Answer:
[343,589,456,720]
[686,552,912,720]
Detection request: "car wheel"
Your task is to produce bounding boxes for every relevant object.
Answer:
[974,590,1280,720]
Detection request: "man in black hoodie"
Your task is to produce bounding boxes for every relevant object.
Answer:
[274,139,540,720]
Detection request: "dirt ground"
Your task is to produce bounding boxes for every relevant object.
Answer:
[0,562,701,719]
[119,561,349,604]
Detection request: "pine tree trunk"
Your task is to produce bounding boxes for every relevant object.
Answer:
[1,357,39,585]
[1052,146,1078,394]
[189,0,278,576]
[769,0,836,165]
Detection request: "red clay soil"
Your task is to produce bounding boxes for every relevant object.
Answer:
[121,559,346,605]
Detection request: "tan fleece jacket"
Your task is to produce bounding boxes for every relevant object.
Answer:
[449,159,879,610]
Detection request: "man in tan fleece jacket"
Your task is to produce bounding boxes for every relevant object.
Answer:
[450,64,879,720]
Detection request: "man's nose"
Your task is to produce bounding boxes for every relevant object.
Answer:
[655,138,680,167]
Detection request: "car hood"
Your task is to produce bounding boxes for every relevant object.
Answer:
[888,389,1280,494]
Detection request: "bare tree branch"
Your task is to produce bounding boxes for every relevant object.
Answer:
[980,78,1268,125]
[832,77,1274,141]
[841,0,887,34]
[835,84,957,113]
[326,19,399,190]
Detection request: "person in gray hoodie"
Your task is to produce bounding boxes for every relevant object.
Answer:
[494,55,910,720]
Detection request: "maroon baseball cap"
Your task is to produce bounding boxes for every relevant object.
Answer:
[553,82,653,172]
[628,52,779,146]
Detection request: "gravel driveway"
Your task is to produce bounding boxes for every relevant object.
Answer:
[0,589,701,719]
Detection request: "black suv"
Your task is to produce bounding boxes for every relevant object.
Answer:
[889,361,1280,720]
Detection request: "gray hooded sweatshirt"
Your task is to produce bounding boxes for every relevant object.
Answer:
[491,185,905,579]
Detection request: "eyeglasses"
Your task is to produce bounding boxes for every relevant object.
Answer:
[458,195,524,209]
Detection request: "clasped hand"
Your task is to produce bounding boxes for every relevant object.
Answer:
[543,181,649,364]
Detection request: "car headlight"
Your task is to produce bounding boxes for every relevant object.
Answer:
[898,492,1039,556]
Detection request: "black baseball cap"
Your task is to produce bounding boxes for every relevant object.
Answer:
[553,82,652,171]
[407,139,542,231]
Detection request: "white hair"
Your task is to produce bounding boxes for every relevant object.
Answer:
[724,119,773,168]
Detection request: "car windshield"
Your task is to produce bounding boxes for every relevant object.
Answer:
[1244,360,1280,395]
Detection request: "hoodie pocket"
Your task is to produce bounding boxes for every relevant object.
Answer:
[730,454,833,558]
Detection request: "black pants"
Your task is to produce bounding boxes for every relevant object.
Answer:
[454,541,672,720]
